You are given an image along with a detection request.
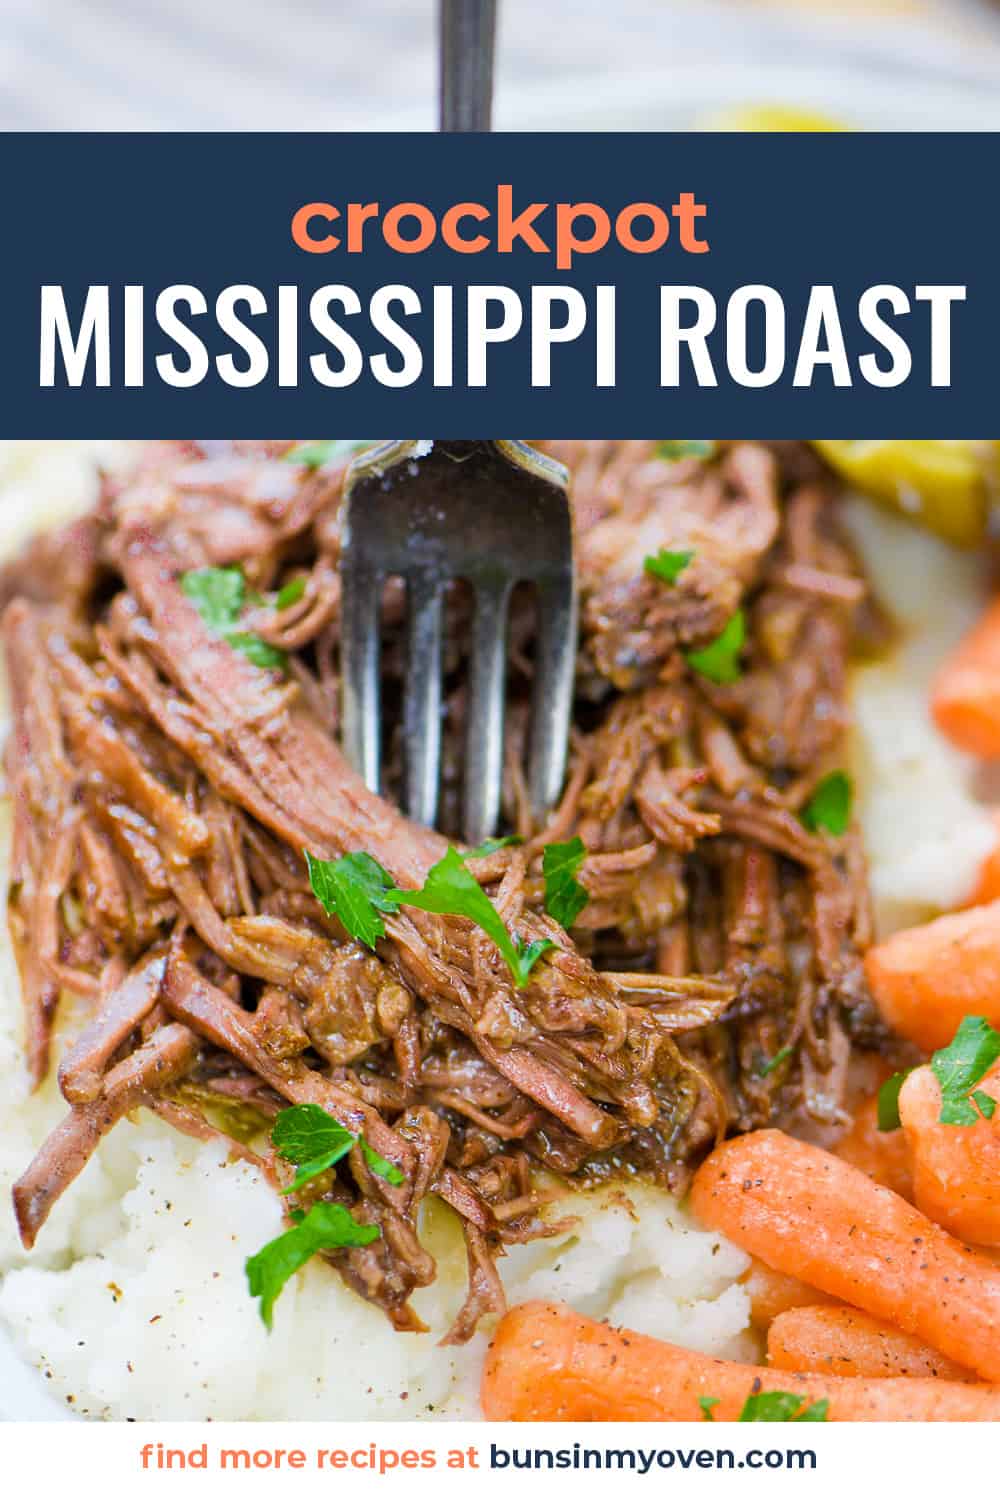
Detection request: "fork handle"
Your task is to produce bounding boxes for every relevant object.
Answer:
[439,0,496,132]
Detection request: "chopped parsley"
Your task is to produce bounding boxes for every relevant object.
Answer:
[931,1015,1000,1125]
[284,440,375,470]
[542,837,589,929]
[275,576,307,610]
[246,1201,380,1329]
[686,610,745,684]
[181,566,286,671]
[877,1070,910,1132]
[271,1102,404,1194]
[644,547,695,585]
[656,440,717,462]
[877,1015,1000,1130]
[801,771,852,836]
[740,1392,829,1422]
[392,846,554,988]
[699,1390,828,1422]
[758,1043,794,1078]
[305,850,398,949]
[305,845,554,989]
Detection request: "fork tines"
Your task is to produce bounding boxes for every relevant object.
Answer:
[340,439,576,845]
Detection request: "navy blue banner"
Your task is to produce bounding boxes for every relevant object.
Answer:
[3,131,999,435]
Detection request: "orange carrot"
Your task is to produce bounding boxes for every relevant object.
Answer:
[864,901,1000,1051]
[689,1129,1000,1382]
[966,810,1000,907]
[740,1260,837,1327]
[481,1300,1000,1421]
[899,1061,1000,1248]
[932,597,1000,756]
[767,1304,976,1382]
[834,1094,914,1200]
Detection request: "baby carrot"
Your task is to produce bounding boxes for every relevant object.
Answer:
[481,1300,1000,1421]
[834,1093,914,1200]
[864,901,1000,1051]
[689,1129,1000,1382]
[740,1260,837,1327]
[767,1304,975,1382]
[932,597,1000,757]
[898,1061,1000,1248]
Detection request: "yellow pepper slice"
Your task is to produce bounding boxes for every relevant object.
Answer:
[812,440,998,547]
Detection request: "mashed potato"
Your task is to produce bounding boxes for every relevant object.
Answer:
[841,497,997,933]
[0,446,992,1421]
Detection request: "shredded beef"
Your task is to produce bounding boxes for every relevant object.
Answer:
[3,438,892,1339]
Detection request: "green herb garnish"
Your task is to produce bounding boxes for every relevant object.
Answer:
[542,837,589,929]
[644,548,695,586]
[685,610,745,685]
[739,1392,829,1423]
[305,845,554,989]
[181,565,244,631]
[271,1103,404,1193]
[225,632,287,669]
[802,771,852,836]
[391,847,555,988]
[877,1016,1000,1131]
[284,440,374,470]
[877,1070,910,1132]
[656,441,717,462]
[759,1044,794,1078]
[698,1390,828,1422]
[304,850,398,948]
[181,566,286,671]
[246,1201,380,1329]
[931,1015,1000,1125]
[275,577,307,610]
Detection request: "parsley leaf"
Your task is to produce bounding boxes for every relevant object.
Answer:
[656,440,717,462]
[272,1103,356,1193]
[686,610,746,684]
[225,631,287,670]
[306,845,554,988]
[391,847,554,989]
[759,1043,794,1078]
[931,1016,1000,1126]
[698,1396,720,1421]
[973,1089,997,1119]
[542,837,589,929]
[802,771,852,836]
[740,1392,829,1422]
[284,440,375,470]
[877,1069,911,1132]
[644,548,695,585]
[181,565,244,631]
[275,577,307,610]
[271,1103,405,1193]
[181,566,286,671]
[246,1201,380,1329]
[359,1138,406,1186]
[305,850,398,948]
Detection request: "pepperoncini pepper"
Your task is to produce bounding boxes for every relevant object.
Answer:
[812,440,999,548]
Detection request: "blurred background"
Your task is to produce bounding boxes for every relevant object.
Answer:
[4,0,1000,130]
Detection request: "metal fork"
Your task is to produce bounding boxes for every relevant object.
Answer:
[339,440,577,845]
[338,7,577,844]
